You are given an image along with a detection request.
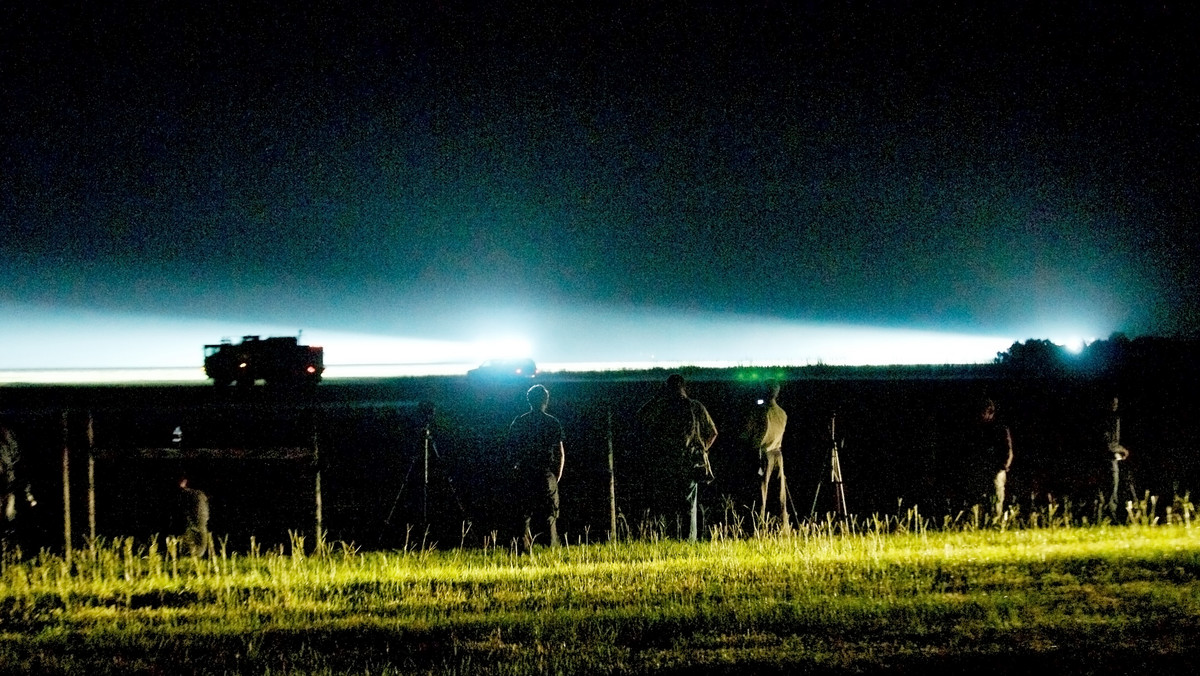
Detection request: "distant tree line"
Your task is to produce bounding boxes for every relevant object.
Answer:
[995,334,1200,380]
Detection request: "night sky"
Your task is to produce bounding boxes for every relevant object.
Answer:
[2,2,1198,368]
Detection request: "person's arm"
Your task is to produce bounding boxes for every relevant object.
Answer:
[556,440,565,482]
[698,403,718,451]
[1114,418,1128,458]
[1003,427,1014,472]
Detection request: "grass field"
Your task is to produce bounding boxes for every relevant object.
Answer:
[2,511,1199,675]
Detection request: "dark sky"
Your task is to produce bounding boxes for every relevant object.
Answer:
[3,1,1198,354]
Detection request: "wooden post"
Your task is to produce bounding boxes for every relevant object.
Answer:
[313,416,322,542]
[87,412,96,544]
[60,410,71,561]
[608,409,617,541]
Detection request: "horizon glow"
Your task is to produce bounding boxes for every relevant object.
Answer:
[0,303,1103,384]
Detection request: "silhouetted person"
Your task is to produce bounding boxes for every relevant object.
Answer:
[1,423,20,525]
[0,422,35,547]
[1103,396,1131,518]
[752,380,790,530]
[637,374,718,541]
[507,384,565,550]
[969,399,1013,518]
[177,476,210,557]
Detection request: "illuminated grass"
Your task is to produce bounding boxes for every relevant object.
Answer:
[1,524,1198,674]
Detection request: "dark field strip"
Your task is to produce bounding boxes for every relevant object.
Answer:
[2,607,1198,674]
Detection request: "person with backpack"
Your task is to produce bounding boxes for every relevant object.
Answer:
[636,374,717,542]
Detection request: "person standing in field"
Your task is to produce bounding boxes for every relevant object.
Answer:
[1,421,36,546]
[1,423,22,526]
[637,374,718,542]
[506,384,565,550]
[970,398,1013,519]
[1103,395,1131,519]
[754,380,790,530]
[177,475,211,557]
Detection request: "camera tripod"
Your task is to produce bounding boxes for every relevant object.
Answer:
[378,404,466,544]
[811,414,848,517]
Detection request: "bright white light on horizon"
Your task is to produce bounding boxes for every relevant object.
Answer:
[533,309,1024,368]
[0,302,1112,384]
[469,336,533,363]
[1064,339,1088,355]
[1037,326,1100,356]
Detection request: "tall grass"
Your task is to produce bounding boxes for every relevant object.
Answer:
[1,502,1198,674]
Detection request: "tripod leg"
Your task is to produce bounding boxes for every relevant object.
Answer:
[830,449,847,516]
[378,453,419,545]
[779,470,790,530]
[785,480,799,526]
[425,435,469,519]
[422,436,429,524]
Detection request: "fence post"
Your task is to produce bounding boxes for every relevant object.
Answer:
[60,410,71,562]
[87,411,96,544]
[313,414,323,544]
[608,409,617,541]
